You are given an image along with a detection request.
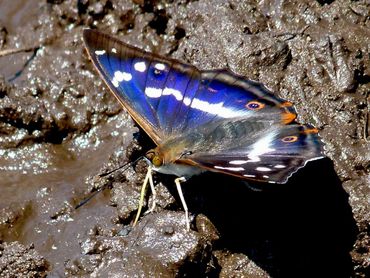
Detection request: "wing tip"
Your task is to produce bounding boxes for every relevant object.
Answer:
[82,29,122,53]
[82,28,98,49]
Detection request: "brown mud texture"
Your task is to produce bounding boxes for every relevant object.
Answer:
[0,0,369,277]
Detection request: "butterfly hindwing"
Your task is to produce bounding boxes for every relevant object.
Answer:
[180,123,324,184]
[83,29,297,145]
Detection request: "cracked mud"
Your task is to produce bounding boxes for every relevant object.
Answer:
[0,0,369,277]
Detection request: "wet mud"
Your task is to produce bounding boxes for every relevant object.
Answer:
[0,0,369,277]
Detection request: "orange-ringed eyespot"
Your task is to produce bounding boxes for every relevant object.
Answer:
[246,101,265,110]
[282,136,298,143]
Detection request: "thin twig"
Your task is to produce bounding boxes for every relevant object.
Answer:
[364,112,369,142]
[0,46,38,58]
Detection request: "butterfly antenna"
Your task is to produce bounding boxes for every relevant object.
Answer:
[75,156,144,209]
[75,187,105,209]
[98,156,144,177]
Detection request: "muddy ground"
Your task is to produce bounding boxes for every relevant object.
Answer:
[0,0,369,277]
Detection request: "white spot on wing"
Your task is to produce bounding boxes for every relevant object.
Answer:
[183,97,191,106]
[263,175,269,179]
[112,47,117,53]
[163,88,183,101]
[256,167,271,172]
[229,160,249,165]
[145,87,162,98]
[114,70,132,82]
[214,166,244,172]
[112,78,119,88]
[134,61,146,72]
[190,99,240,118]
[112,71,132,88]
[243,174,256,178]
[95,50,106,55]
[248,132,276,161]
[274,164,286,169]
[154,63,166,70]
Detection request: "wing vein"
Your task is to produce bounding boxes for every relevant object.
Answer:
[169,69,195,134]
[142,53,162,130]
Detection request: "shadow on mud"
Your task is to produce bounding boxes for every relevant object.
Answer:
[168,157,358,277]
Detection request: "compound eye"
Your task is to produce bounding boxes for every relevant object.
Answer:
[152,155,163,167]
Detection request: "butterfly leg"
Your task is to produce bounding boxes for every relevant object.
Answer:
[174,177,190,231]
[133,166,152,227]
[145,169,157,214]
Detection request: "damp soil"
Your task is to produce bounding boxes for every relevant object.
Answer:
[0,0,369,277]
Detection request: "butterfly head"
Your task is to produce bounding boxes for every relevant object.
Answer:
[145,149,164,168]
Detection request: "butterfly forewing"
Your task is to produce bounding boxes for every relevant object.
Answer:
[83,30,163,143]
[150,62,201,135]
[83,29,297,144]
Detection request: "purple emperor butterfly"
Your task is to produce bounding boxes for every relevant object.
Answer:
[83,29,325,230]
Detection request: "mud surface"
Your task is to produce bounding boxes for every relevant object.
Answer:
[0,0,369,277]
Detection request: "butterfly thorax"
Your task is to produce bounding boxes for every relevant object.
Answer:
[145,136,204,178]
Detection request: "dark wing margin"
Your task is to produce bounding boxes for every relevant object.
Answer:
[83,29,164,144]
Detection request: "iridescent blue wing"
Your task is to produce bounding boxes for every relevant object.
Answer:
[174,70,297,133]
[83,30,166,144]
[177,121,324,184]
[83,30,296,145]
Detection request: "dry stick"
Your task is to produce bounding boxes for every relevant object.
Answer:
[364,91,370,142]
[364,112,369,142]
[0,46,38,58]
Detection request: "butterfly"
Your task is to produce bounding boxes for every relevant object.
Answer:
[83,29,325,230]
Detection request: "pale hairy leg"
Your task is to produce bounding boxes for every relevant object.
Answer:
[174,177,190,230]
[145,169,157,214]
[133,166,152,226]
